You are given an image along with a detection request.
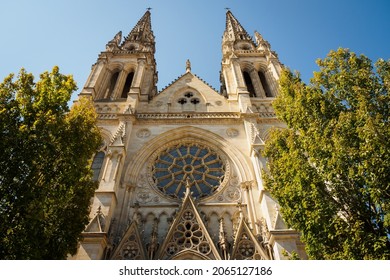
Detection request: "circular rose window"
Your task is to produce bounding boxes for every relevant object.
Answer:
[151,143,225,199]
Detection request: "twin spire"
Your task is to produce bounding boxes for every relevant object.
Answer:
[105,9,273,62]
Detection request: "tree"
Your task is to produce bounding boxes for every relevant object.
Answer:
[0,67,101,259]
[263,48,390,259]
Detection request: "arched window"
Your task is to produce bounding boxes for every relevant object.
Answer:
[109,71,120,98]
[91,152,105,181]
[243,71,256,97]
[258,71,272,97]
[121,72,134,98]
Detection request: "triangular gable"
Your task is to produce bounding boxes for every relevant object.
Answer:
[157,190,221,260]
[145,72,229,114]
[231,218,270,260]
[85,206,105,233]
[159,71,219,96]
[111,222,146,260]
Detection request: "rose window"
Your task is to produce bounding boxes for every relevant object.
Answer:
[238,240,255,258]
[152,144,225,199]
[122,241,140,259]
[174,221,203,248]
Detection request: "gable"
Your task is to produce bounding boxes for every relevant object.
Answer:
[231,218,271,260]
[157,187,222,260]
[142,72,229,113]
[111,222,147,260]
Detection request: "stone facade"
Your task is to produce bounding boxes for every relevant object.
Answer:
[71,10,306,260]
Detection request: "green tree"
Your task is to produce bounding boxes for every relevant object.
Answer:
[0,67,101,259]
[263,48,390,259]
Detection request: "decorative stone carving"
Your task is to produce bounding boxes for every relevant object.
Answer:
[136,190,152,203]
[148,141,229,200]
[224,186,241,202]
[226,128,239,138]
[136,128,151,138]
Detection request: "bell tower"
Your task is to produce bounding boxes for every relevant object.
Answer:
[220,10,305,260]
[72,10,157,260]
[221,10,281,111]
[80,10,157,105]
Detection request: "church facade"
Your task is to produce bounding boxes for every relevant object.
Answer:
[72,10,306,260]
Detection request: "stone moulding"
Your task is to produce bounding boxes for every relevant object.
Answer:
[97,112,276,120]
[136,112,241,119]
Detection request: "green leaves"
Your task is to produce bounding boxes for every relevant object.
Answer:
[264,48,390,259]
[0,67,101,259]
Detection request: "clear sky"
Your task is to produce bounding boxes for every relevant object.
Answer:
[1,0,389,102]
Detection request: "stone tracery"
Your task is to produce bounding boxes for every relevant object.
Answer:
[151,142,226,199]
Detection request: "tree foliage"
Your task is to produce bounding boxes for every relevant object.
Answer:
[263,48,390,259]
[0,67,101,259]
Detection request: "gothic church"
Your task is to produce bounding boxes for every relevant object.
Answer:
[72,10,306,260]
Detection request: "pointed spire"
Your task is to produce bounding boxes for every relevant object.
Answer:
[218,218,230,260]
[224,10,253,43]
[121,10,155,53]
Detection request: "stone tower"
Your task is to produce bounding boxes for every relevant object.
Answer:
[72,10,306,260]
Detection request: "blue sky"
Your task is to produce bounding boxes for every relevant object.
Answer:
[0,0,389,102]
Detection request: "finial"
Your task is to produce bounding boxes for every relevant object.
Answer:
[237,202,244,219]
[225,7,230,11]
[186,59,191,73]
[184,177,191,197]
[147,7,152,11]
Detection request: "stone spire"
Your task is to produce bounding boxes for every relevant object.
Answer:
[223,10,253,43]
[121,10,155,53]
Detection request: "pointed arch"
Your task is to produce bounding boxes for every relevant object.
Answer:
[121,71,134,98]
[168,86,207,112]
[156,192,221,260]
[243,71,256,97]
[108,71,120,98]
[123,126,254,189]
[157,212,169,244]
[91,151,105,181]
[171,250,211,260]
[258,70,273,97]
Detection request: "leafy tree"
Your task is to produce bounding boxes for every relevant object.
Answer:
[263,48,390,259]
[0,67,101,259]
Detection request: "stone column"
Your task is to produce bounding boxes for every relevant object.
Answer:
[240,181,259,234]
[132,58,146,89]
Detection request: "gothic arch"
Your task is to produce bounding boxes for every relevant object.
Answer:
[168,87,207,112]
[107,62,124,72]
[123,126,254,188]
[171,250,211,260]
[240,61,276,98]
[99,128,113,145]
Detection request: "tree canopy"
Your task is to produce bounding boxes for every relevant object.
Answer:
[0,67,101,259]
[263,48,390,259]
